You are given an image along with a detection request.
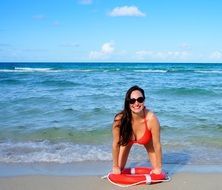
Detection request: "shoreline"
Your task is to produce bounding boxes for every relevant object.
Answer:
[1,161,222,177]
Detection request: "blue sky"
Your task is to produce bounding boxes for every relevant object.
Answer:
[0,0,222,62]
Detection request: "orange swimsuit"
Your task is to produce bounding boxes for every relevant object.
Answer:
[130,110,152,145]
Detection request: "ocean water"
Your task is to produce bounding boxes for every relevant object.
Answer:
[0,62,222,166]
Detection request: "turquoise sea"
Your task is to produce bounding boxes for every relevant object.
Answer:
[0,62,222,166]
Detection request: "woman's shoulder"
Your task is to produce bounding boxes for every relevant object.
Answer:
[145,109,159,126]
[114,112,123,121]
[112,112,123,128]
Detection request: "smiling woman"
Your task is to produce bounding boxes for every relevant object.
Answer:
[111,85,163,176]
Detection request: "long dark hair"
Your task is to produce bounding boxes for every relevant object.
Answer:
[115,85,145,146]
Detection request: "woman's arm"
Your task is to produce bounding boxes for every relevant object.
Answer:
[112,115,121,174]
[150,113,162,173]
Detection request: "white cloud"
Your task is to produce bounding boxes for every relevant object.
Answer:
[210,50,222,60]
[89,42,115,60]
[101,43,114,54]
[109,6,146,17]
[135,50,190,60]
[89,51,103,60]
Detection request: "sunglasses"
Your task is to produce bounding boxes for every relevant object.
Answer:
[129,97,145,104]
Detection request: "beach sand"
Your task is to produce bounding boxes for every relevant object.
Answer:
[1,162,222,190]
[1,173,222,190]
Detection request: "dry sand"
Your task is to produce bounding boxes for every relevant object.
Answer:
[1,173,222,190]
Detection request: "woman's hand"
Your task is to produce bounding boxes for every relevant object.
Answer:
[151,168,162,174]
[112,166,121,174]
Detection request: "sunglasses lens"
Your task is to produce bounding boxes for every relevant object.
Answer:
[129,99,136,104]
[137,97,144,103]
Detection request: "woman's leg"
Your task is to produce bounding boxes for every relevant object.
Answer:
[118,143,132,169]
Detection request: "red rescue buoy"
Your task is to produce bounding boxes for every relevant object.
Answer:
[106,167,170,187]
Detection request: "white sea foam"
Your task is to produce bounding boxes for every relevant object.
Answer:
[0,68,94,73]
[0,68,55,73]
[65,69,94,72]
[134,69,167,73]
[0,141,112,163]
[195,70,222,74]
[15,67,53,72]
[1,140,221,164]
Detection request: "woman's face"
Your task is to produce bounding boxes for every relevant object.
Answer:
[129,90,145,114]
